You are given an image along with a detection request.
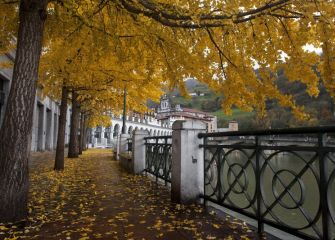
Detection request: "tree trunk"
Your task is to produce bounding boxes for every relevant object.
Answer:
[78,113,84,154]
[54,85,68,171]
[82,116,88,151]
[68,91,80,158]
[0,0,48,223]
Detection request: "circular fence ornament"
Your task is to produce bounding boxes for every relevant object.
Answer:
[260,150,321,233]
[204,148,219,199]
[220,148,256,210]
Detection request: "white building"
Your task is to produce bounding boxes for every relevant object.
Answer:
[1,54,216,152]
[1,51,170,151]
[0,53,14,126]
[89,94,220,148]
[89,112,172,148]
[156,95,217,132]
[0,53,71,152]
[217,120,239,132]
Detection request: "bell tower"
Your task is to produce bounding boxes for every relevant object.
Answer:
[159,94,171,113]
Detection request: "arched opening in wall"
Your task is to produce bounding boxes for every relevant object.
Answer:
[124,126,128,135]
[113,124,120,139]
[105,126,112,145]
[140,127,144,131]
[87,129,93,144]
[45,108,52,150]
[128,126,134,136]
[105,126,111,139]
[157,130,161,136]
[134,126,139,133]
[95,126,102,144]
[145,128,149,135]
[149,129,153,136]
[153,130,156,136]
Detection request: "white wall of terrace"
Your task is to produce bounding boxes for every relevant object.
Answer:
[89,115,172,149]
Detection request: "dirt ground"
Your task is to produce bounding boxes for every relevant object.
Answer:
[0,149,267,240]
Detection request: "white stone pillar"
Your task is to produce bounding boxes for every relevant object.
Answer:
[45,106,53,151]
[101,127,106,147]
[65,107,71,145]
[171,120,206,204]
[116,134,130,160]
[93,137,97,147]
[102,138,107,147]
[31,96,38,151]
[132,130,149,174]
[39,103,46,151]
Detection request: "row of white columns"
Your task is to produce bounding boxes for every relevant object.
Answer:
[118,120,206,204]
[31,97,61,152]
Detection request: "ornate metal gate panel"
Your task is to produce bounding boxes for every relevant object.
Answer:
[199,127,335,240]
[145,136,172,184]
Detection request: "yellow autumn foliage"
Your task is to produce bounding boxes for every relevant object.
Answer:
[1,0,335,120]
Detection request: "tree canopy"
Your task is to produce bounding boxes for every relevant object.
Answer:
[1,0,335,119]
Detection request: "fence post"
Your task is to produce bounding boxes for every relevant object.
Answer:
[319,133,329,239]
[116,135,120,160]
[171,120,206,204]
[132,130,149,174]
[255,136,264,234]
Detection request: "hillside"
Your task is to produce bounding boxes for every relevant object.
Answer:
[163,76,335,130]
[166,79,255,129]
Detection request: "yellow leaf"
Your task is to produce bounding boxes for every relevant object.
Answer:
[0,226,8,231]
[212,223,220,229]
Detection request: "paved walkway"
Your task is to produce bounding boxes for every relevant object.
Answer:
[1,149,266,240]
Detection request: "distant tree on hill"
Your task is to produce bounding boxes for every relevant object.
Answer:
[201,97,221,112]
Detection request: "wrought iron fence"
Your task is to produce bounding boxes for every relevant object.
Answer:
[144,136,172,184]
[199,126,335,240]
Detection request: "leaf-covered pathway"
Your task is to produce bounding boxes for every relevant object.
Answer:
[1,149,265,240]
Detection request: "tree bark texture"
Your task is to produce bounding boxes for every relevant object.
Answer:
[82,116,88,151]
[68,91,80,158]
[0,0,48,222]
[54,85,68,171]
[78,113,85,154]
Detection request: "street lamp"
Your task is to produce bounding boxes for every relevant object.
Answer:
[121,82,127,134]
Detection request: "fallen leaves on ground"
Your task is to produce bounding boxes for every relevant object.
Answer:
[0,149,262,239]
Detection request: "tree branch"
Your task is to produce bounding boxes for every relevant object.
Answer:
[206,28,237,68]
[117,0,296,28]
